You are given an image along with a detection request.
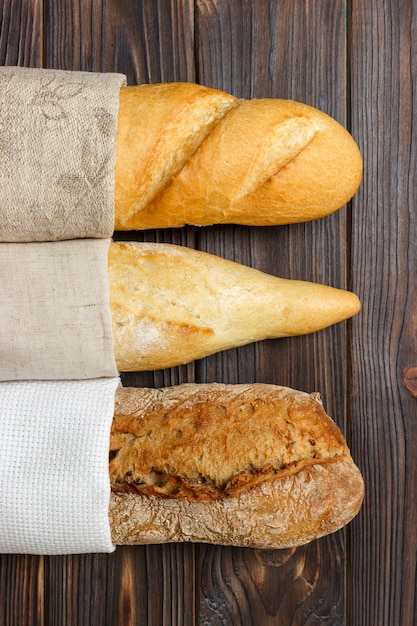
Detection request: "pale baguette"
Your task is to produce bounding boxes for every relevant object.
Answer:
[109,383,364,549]
[109,241,361,371]
[114,83,362,230]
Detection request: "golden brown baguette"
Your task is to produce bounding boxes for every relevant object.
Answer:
[114,83,362,230]
[109,383,364,549]
[109,241,361,372]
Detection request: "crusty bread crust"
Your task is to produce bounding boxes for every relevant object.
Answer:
[108,384,364,548]
[114,84,362,230]
[109,242,361,372]
[114,83,238,227]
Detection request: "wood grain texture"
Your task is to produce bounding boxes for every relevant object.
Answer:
[198,537,345,625]
[349,1,417,625]
[0,554,44,626]
[0,3,45,626]
[43,554,115,626]
[0,0,43,66]
[107,0,196,85]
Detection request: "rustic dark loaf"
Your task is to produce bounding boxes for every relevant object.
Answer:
[108,383,364,549]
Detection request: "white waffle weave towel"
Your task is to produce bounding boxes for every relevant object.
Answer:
[0,378,119,554]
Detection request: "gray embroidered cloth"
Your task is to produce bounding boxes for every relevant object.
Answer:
[0,66,126,242]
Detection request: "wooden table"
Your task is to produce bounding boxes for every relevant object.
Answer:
[1,1,416,624]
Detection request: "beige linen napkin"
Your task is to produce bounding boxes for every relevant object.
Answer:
[0,239,118,380]
[0,66,126,242]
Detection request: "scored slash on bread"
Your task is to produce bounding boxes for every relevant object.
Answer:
[115,83,237,226]
[108,383,364,548]
[114,83,363,230]
[109,241,361,371]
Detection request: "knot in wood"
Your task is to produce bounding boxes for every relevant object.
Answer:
[403,366,417,398]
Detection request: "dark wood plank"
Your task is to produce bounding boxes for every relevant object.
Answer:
[42,547,195,626]
[0,3,45,626]
[104,0,201,395]
[44,0,195,84]
[94,3,202,617]
[198,539,345,625]
[195,1,350,622]
[43,554,116,626]
[0,0,43,67]
[349,1,417,625]
[0,554,44,626]
[102,0,196,84]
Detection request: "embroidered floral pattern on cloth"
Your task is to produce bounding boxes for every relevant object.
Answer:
[0,66,126,242]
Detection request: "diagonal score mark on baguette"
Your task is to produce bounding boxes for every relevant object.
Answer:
[115,84,238,224]
[133,97,237,212]
[233,116,320,200]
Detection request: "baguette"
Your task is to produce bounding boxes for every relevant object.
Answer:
[109,241,361,372]
[109,383,364,549]
[114,83,362,230]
